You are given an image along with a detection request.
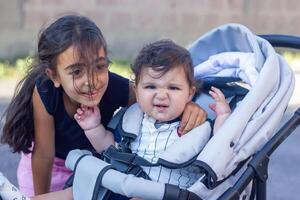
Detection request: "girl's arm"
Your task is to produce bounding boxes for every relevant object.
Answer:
[209,86,231,134]
[31,86,56,195]
[31,187,73,200]
[75,105,114,153]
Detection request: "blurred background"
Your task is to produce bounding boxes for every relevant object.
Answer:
[0,0,300,199]
[2,0,300,60]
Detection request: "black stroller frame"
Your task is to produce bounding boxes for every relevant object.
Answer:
[218,35,300,200]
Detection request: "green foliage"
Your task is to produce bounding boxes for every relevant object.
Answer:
[0,51,299,80]
[0,57,29,79]
[282,51,300,72]
[109,60,132,79]
[0,57,132,80]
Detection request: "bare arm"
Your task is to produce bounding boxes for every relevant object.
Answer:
[84,124,114,153]
[31,187,73,200]
[213,113,230,133]
[74,105,114,153]
[209,86,231,134]
[31,86,55,195]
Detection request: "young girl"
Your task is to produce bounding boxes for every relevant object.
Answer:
[0,15,207,197]
[74,40,231,191]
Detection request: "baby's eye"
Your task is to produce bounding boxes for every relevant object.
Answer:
[169,86,180,90]
[145,85,156,89]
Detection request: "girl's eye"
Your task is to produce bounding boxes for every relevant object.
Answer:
[70,68,83,77]
[95,64,108,72]
[145,85,156,89]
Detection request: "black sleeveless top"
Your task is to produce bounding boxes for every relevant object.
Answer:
[36,72,129,159]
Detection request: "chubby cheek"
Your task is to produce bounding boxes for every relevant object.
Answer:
[170,95,189,115]
[173,104,186,116]
[136,93,152,113]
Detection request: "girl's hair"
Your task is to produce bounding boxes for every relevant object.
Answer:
[131,39,199,89]
[1,14,107,153]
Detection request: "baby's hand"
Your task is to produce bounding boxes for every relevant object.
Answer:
[208,86,231,116]
[74,105,101,131]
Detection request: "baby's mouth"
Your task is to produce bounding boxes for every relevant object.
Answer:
[154,104,168,107]
[154,104,169,112]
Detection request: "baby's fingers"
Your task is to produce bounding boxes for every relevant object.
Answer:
[76,108,84,115]
[74,113,82,121]
[81,104,88,111]
[210,87,225,101]
[209,90,218,100]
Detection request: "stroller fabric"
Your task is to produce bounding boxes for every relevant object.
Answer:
[65,23,295,200]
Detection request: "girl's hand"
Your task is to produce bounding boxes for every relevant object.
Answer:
[179,101,207,135]
[74,105,101,130]
[209,86,231,116]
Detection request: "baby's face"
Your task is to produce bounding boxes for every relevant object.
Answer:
[135,66,195,122]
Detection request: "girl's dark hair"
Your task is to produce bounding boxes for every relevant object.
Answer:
[131,39,199,89]
[1,14,107,153]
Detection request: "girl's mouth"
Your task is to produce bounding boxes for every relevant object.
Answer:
[82,90,99,98]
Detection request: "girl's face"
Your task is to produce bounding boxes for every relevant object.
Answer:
[135,66,196,122]
[49,46,109,107]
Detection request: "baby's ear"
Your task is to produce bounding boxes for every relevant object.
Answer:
[188,86,196,102]
[132,81,137,93]
[45,68,60,88]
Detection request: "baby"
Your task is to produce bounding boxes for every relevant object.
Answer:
[74,40,231,189]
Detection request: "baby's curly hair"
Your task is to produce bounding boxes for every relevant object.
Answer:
[131,39,198,89]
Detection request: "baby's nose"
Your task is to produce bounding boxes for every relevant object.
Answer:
[155,89,168,99]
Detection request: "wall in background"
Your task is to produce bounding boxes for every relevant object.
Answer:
[1,0,300,61]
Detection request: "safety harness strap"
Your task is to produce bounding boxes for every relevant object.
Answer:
[163,184,203,200]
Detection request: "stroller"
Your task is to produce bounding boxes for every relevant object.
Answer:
[64,24,300,200]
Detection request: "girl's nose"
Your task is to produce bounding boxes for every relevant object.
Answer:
[83,74,92,87]
[84,73,101,89]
